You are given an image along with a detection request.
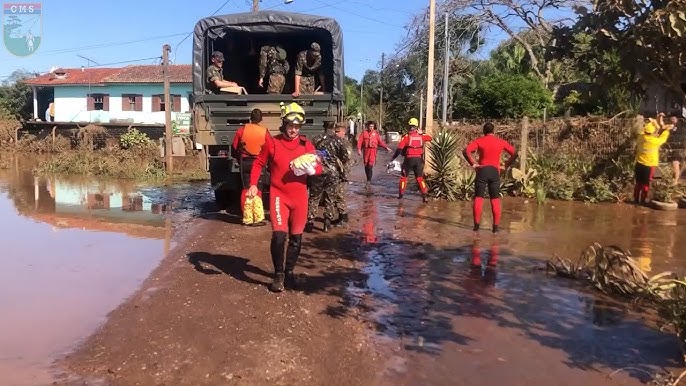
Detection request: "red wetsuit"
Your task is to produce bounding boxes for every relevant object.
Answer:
[395,130,432,197]
[463,134,517,232]
[357,129,390,183]
[250,133,322,234]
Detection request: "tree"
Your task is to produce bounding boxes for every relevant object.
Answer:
[0,69,37,120]
[343,76,360,117]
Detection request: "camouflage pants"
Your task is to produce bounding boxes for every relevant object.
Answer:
[334,181,347,216]
[308,175,337,221]
[267,73,286,94]
[299,75,316,94]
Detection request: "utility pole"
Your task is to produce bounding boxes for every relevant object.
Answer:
[379,52,385,132]
[252,0,259,12]
[425,0,436,137]
[424,0,436,173]
[163,44,173,173]
[360,80,364,123]
[442,12,449,125]
[419,89,424,130]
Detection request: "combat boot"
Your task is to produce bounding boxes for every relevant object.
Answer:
[323,218,331,232]
[284,234,303,290]
[334,213,348,227]
[270,272,285,292]
[304,221,314,233]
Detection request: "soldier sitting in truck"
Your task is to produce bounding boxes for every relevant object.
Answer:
[292,42,325,97]
[206,51,241,94]
[258,45,289,94]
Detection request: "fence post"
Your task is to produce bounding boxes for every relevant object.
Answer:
[520,116,529,172]
[633,115,644,135]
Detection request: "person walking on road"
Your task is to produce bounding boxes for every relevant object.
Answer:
[305,121,350,232]
[247,102,323,292]
[232,108,270,223]
[390,118,432,203]
[357,121,391,188]
[462,122,517,233]
[332,122,353,227]
[634,114,677,204]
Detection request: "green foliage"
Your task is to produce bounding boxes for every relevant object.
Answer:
[120,128,151,149]
[454,73,553,119]
[426,130,469,201]
[0,80,33,120]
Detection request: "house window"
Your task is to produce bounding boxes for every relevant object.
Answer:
[121,94,142,112]
[87,93,109,111]
[152,94,182,112]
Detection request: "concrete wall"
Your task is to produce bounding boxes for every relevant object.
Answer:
[52,84,191,124]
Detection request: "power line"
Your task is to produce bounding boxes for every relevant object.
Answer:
[311,0,405,28]
[173,0,234,63]
[76,56,162,68]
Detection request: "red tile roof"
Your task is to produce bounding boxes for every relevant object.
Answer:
[23,64,191,86]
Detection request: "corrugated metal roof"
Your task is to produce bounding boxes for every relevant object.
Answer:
[23,64,191,86]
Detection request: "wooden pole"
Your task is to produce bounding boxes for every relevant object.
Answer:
[163,44,173,174]
[419,89,424,130]
[379,52,385,132]
[252,0,259,12]
[425,0,436,135]
[442,12,449,125]
[520,116,529,172]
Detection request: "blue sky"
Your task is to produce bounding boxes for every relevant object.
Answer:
[0,0,519,81]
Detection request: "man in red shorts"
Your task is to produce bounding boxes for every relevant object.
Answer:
[390,117,432,202]
[247,102,322,292]
[463,122,517,233]
[357,121,391,188]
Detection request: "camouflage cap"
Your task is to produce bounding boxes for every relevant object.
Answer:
[310,42,321,52]
[211,51,225,61]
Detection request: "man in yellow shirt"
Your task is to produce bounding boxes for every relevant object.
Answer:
[634,114,677,204]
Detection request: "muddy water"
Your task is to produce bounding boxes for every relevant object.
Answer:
[346,157,686,385]
[0,167,201,385]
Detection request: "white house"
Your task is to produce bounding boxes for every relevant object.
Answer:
[24,64,192,125]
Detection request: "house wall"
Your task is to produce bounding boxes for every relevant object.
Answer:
[52,84,191,124]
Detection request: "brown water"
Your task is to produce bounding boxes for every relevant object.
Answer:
[343,157,686,385]
[0,167,186,385]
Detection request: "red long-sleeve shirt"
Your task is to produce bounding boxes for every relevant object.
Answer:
[250,133,323,192]
[357,130,390,152]
[463,134,517,170]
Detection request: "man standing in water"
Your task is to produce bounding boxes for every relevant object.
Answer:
[357,121,391,188]
[634,114,677,204]
[463,122,517,233]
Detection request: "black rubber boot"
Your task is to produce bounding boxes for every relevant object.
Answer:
[269,232,287,292]
[473,223,480,232]
[422,195,429,203]
[323,218,331,233]
[304,221,314,233]
[285,234,303,290]
[492,225,499,234]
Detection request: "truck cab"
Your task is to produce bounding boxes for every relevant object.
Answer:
[190,11,345,207]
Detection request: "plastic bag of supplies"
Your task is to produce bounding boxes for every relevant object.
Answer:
[386,160,401,174]
[290,153,320,176]
[243,195,265,225]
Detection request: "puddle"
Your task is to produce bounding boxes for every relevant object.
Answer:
[0,166,208,385]
[345,162,686,385]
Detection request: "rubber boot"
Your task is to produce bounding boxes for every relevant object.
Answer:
[270,273,285,292]
[285,234,303,290]
[269,232,287,292]
[492,225,499,234]
[422,195,428,203]
[473,223,480,232]
[323,218,331,233]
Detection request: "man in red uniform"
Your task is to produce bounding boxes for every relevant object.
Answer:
[463,122,517,233]
[390,117,432,202]
[232,108,269,222]
[247,103,323,292]
[357,121,391,187]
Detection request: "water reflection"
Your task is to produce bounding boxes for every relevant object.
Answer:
[0,167,173,385]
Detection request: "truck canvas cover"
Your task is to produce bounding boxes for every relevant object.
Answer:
[192,10,344,100]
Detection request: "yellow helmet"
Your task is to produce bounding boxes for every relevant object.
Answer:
[281,102,306,124]
[643,120,657,135]
[408,117,419,127]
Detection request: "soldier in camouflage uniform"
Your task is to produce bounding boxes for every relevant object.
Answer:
[305,121,350,233]
[331,121,354,226]
[258,45,290,94]
[206,51,239,94]
[292,42,325,97]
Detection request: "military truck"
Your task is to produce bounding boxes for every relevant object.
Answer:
[190,11,345,207]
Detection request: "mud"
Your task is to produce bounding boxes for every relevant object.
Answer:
[3,152,686,385]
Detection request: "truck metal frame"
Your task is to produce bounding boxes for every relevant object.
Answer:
[190,11,345,206]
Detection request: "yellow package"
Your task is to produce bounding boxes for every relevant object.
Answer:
[243,196,265,225]
[290,153,318,170]
[252,195,265,223]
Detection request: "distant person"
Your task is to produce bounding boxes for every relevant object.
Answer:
[258,45,289,94]
[634,114,677,204]
[332,121,353,227]
[292,42,325,97]
[357,120,391,188]
[247,102,322,292]
[206,51,239,94]
[463,122,517,233]
[389,118,432,203]
[232,108,270,223]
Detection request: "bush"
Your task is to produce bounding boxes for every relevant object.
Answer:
[120,128,151,149]
[426,130,466,201]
